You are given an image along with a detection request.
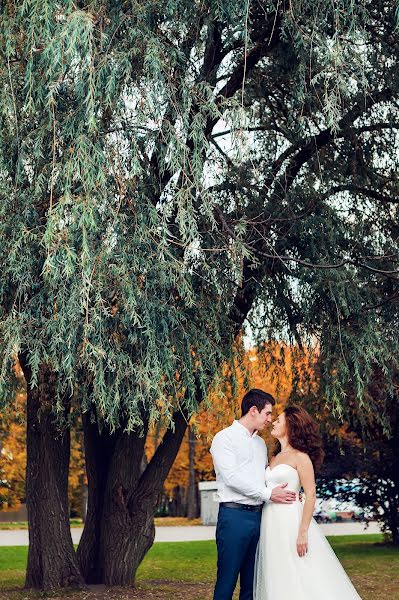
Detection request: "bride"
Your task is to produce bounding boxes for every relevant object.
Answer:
[254,405,362,600]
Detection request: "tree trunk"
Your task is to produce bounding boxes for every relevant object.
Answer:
[80,471,88,523]
[171,485,185,517]
[22,360,84,590]
[78,408,188,585]
[387,483,399,546]
[186,426,199,519]
[78,412,151,584]
[391,523,399,546]
[77,413,118,583]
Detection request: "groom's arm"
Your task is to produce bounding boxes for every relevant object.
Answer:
[210,435,271,502]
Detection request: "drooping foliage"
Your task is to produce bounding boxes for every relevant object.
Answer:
[206,0,399,420]
[0,0,398,429]
[0,0,247,427]
[1,1,399,588]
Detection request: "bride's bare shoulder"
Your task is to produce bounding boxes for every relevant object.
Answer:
[295,451,313,468]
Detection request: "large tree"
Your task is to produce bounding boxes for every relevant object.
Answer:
[1,0,399,590]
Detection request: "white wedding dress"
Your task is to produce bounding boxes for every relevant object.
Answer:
[254,464,362,599]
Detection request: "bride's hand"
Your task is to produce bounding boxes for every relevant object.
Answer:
[296,531,308,557]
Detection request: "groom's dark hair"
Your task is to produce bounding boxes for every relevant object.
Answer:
[241,388,275,416]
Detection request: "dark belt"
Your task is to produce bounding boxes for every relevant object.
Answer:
[219,501,263,512]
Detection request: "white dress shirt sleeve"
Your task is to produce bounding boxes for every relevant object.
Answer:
[211,434,271,502]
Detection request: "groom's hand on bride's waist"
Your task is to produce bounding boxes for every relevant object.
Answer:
[270,483,296,504]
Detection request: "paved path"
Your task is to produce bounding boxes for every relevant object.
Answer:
[0,521,382,546]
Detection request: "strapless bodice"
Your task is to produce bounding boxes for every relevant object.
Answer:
[266,463,301,494]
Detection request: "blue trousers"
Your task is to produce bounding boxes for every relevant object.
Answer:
[213,506,262,600]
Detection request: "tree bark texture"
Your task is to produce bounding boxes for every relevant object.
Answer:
[78,409,188,585]
[22,360,84,590]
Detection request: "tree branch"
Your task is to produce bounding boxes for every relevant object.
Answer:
[326,184,399,204]
[134,407,190,506]
[266,88,394,194]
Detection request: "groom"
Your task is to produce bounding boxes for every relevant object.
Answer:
[210,388,296,600]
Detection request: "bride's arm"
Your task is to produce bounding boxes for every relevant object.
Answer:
[296,453,317,557]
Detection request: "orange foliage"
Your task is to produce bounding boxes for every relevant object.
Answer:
[0,390,85,516]
[0,391,26,509]
[154,344,309,494]
[1,345,312,512]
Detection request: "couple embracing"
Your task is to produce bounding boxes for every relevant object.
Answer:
[210,389,362,600]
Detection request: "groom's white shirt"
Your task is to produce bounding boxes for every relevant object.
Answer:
[210,420,271,505]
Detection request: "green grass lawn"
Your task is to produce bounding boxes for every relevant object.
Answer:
[0,535,398,599]
[0,518,199,530]
[0,519,83,530]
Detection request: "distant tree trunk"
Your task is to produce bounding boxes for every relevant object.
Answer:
[170,485,185,517]
[155,489,168,516]
[80,472,88,523]
[78,408,188,585]
[21,359,84,590]
[388,435,399,546]
[389,512,399,546]
[186,426,199,519]
[387,480,399,546]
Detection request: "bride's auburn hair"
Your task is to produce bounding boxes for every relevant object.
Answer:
[280,405,325,472]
